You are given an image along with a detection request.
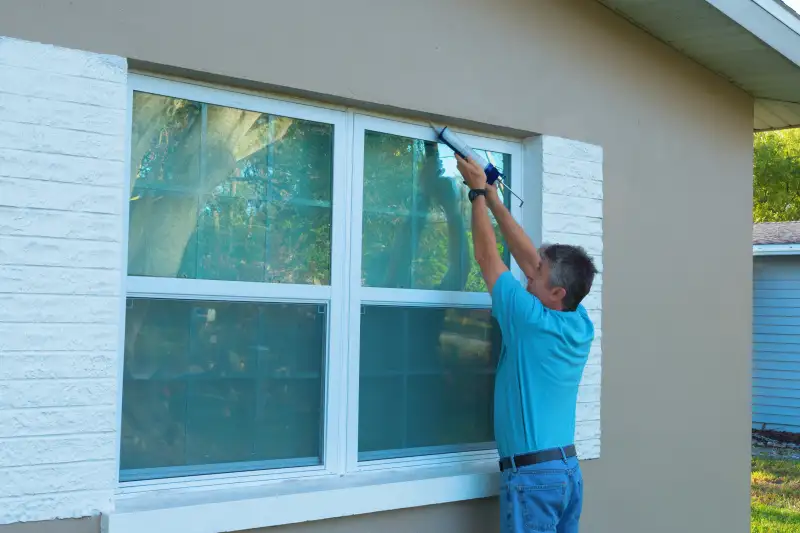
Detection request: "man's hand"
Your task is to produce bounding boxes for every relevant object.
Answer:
[455,154,487,190]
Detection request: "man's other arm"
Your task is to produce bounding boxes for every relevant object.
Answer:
[471,194,508,293]
[486,187,540,278]
[456,154,542,336]
[473,191,543,337]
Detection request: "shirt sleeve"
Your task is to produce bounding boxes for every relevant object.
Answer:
[491,271,544,340]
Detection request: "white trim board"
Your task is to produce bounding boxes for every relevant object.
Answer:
[104,469,499,533]
[753,244,800,255]
[104,434,599,533]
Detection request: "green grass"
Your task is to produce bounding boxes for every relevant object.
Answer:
[752,457,800,532]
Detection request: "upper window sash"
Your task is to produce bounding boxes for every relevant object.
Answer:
[124,74,348,293]
[349,114,524,305]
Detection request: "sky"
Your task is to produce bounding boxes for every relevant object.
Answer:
[785,0,800,14]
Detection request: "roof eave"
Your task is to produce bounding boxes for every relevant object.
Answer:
[710,0,800,70]
[597,0,800,131]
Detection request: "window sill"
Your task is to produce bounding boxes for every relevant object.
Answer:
[104,462,500,533]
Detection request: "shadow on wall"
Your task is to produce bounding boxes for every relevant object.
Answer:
[244,498,500,533]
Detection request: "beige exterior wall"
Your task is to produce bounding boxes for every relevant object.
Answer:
[0,518,99,533]
[0,0,754,532]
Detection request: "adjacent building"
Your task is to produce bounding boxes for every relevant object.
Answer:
[754,222,800,433]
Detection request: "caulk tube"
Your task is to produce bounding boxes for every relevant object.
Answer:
[433,126,502,185]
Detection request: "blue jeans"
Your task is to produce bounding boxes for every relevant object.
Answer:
[499,455,583,532]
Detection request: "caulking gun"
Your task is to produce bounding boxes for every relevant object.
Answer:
[432,125,524,206]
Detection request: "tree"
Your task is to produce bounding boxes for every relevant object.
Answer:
[754,129,800,222]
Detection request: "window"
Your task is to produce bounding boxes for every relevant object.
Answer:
[121,77,522,487]
[351,118,517,465]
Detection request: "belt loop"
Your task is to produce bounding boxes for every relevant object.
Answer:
[559,447,568,465]
[510,455,518,473]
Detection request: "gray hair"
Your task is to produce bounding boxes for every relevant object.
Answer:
[539,243,598,311]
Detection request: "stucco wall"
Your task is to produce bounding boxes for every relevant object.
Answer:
[0,0,754,532]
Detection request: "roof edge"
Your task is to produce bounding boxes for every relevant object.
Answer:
[708,0,800,87]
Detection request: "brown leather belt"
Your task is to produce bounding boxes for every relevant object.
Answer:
[498,444,577,472]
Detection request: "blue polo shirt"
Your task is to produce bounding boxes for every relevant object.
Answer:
[492,271,594,458]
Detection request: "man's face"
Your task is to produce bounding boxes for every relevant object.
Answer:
[525,257,549,298]
[525,258,565,310]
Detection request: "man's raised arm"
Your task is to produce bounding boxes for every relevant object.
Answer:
[455,154,508,292]
[486,187,540,278]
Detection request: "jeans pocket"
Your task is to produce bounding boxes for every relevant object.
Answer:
[516,481,566,532]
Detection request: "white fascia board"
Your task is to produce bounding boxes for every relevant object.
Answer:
[707,0,800,74]
[753,243,800,255]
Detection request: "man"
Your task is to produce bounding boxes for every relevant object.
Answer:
[455,154,597,533]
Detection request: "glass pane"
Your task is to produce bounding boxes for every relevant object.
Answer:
[361,130,511,291]
[128,92,333,284]
[358,305,500,460]
[120,298,326,480]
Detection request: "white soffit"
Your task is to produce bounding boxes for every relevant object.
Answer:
[754,99,800,130]
[596,0,800,130]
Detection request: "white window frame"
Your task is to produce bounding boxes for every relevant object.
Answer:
[119,74,349,491]
[116,75,524,498]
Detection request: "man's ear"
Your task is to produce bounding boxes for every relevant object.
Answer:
[552,286,567,303]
